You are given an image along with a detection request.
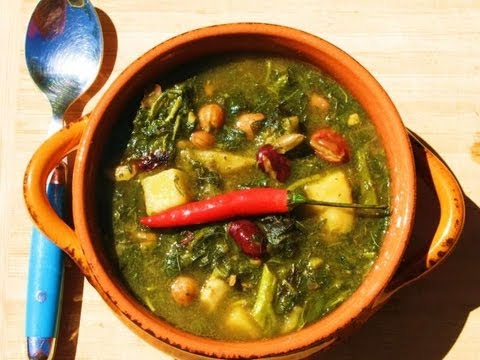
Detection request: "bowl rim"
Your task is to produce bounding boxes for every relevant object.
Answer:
[73,22,416,358]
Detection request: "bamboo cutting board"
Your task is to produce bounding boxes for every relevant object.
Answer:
[2,1,480,359]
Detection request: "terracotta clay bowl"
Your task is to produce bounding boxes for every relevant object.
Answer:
[24,23,465,359]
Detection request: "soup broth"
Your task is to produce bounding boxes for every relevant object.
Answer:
[100,55,390,340]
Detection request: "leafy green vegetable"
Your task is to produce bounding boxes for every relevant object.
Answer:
[182,156,223,198]
[164,226,228,275]
[251,264,278,335]
[275,276,299,315]
[164,224,262,280]
[125,84,194,163]
[355,149,378,205]
[216,126,247,151]
[257,215,301,258]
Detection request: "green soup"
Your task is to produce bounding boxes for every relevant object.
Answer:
[99,55,390,340]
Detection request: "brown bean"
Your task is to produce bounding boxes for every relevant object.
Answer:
[198,103,225,132]
[310,127,350,163]
[236,113,265,140]
[256,144,291,182]
[171,275,199,306]
[309,93,330,112]
[227,220,266,258]
[271,133,305,154]
[190,130,216,149]
[141,84,162,108]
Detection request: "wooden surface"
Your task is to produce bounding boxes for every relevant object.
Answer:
[2,1,480,359]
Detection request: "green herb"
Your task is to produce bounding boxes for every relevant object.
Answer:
[257,215,301,258]
[125,84,193,162]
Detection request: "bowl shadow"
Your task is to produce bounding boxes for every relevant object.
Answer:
[315,136,480,359]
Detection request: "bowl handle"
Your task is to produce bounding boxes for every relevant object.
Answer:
[374,132,465,307]
[24,117,90,276]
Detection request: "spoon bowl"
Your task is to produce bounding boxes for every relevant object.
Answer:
[26,0,103,128]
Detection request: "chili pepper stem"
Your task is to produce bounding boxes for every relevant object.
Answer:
[288,192,390,212]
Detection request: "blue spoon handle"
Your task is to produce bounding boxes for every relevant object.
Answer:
[26,164,66,359]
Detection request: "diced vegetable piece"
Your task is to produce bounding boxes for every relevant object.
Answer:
[180,149,255,174]
[199,275,230,312]
[287,173,325,191]
[251,264,278,334]
[141,168,191,215]
[347,113,360,126]
[303,170,354,234]
[228,274,237,286]
[224,301,262,339]
[114,164,137,181]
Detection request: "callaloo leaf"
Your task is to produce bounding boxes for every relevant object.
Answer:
[125,84,193,164]
[256,215,300,258]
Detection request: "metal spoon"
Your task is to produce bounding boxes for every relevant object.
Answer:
[25,1,103,359]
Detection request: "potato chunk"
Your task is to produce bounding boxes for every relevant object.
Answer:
[224,301,262,339]
[180,149,255,174]
[199,276,230,313]
[141,168,191,215]
[303,170,354,234]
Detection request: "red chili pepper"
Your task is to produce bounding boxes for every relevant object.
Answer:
[140,188,389,228]
[140,188,289,228]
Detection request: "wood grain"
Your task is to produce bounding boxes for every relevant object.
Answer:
[2,1,479,359]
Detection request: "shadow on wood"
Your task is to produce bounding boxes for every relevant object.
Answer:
[54,257,85,360]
